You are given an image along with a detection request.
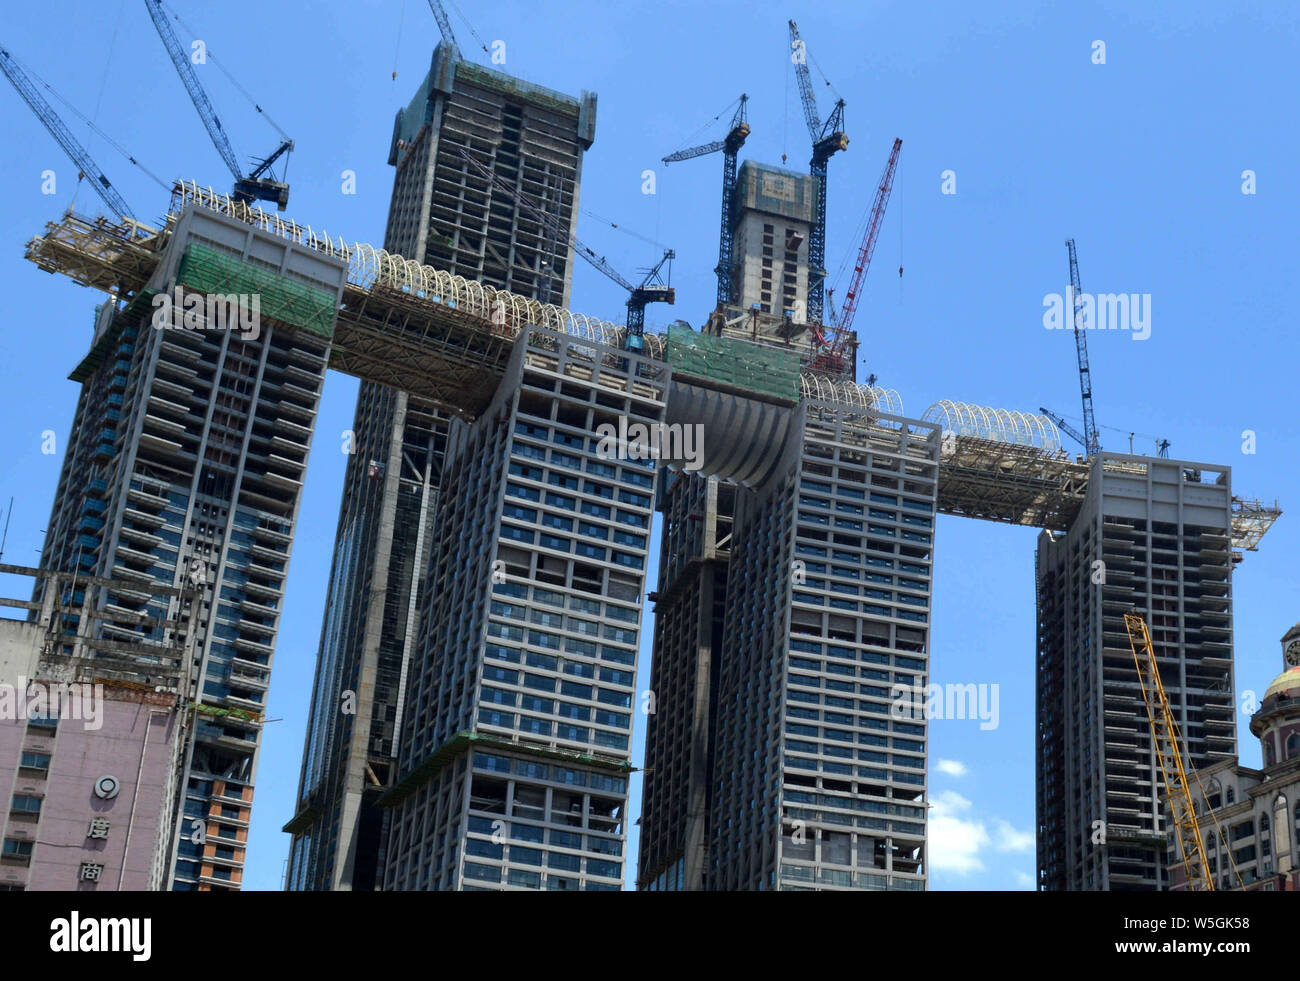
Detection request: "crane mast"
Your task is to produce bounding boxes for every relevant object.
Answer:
[1123,612,1214,891]
[789,20,847,326]
[0,48,135,220]
[662,94,749,307]
[1066,238,1100,456]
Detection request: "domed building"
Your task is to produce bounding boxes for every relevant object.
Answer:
[1164,622,1300,891]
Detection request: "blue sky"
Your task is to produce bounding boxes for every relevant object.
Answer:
[0,0,1295,891]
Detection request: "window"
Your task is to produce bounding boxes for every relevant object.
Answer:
[2,839,33,862]
[19,752,50,771]
[10,795,42,816]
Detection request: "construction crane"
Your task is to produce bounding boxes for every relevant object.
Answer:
[1038,407,1089,452]
[426,0,490,59]
[789,19,848,326]
[0,47,135,220]
[1123,612,1215,891]
[144,0,293,209]
[459,150,674,351]
[427,0,460,54]
[1065,238,1101,456]
[661,94,750,308]
[820,138,902,377]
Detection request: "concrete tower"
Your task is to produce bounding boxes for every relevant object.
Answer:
[285,42,597,891]
[35,203,347,890]
[1036,455,1237,890]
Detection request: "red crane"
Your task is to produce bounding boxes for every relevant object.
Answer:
[822,138,902,374]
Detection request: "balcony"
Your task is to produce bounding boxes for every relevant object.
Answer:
[122,506,167,528]
[233,636,274,657]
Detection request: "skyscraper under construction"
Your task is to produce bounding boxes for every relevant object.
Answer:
[1035,455,1237,890]
[36,201,348,890]
[285,40,596,890]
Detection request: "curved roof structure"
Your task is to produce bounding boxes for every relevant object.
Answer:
[922,399,1061,451]
[800,375,905,416]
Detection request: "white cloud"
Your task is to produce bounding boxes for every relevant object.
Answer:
[936,759,967,777]
[994,820,1034,853]
[928,790,990,874]
[927,792,1036,881]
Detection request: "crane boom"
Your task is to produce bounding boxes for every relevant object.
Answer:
[788,20,820,141]
[426,0,460,54]
[144,0,292,208]
[662,94,748,306]
[1038,407,1088,450]
[834,138,901,341]
[143,0,241,181]
[662,139,726,164]
[1123,612,1215,891]
[1065,239,1101,456]
[0,48,135,220]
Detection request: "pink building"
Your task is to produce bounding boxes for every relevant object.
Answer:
[0,566,194,891]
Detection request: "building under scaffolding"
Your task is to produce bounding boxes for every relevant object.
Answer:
[22,182,1282,892]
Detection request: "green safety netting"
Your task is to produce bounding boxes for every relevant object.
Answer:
[176,243,337,339]
[665,323,800,401]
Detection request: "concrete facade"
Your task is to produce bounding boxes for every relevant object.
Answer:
[380,326,661,890]
[1165,623,1300,891]
[1036,455,1236,890]
[730,161,814,320]
[640,390,940,890]
[0,567,191,892]
[36,204,348,890]
[286,44,596,891]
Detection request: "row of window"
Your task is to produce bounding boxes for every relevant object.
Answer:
[477,708,629,750]
[486,625,637,665]
[506,464,651,510]
[462,862,618,889]
[499,523,645,569]
[790,641,926,672]
[469,754,627,795]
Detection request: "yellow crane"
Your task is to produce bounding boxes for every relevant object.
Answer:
[1123,612,1215,891]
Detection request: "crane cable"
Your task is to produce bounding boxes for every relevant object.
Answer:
[159,0,291,141]
[581,208,670,251]
[392,0,406,84]
[87,0,126,159]
[447,0,491,57]
[667,95,743,156]
[6,48,171,193]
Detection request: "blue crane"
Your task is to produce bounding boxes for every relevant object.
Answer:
[662,94,750,308]
[1065,238,1101,456]
[789,20,848,327]
[144,0,293,209]
[0,46,135,220]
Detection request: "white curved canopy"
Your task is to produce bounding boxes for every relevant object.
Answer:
[921,399,1061,450]
[800,375,905,415]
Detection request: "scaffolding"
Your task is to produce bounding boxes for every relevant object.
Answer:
[176,243,337,339]
[23,180,1281,552]
[666,322,801,402]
